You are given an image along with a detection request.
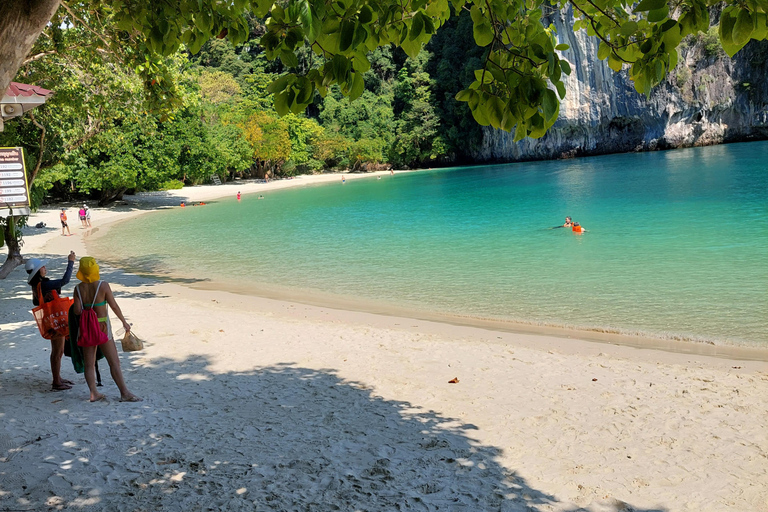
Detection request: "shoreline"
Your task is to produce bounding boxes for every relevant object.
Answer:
[2,173,768,510]
[79,174,768,360]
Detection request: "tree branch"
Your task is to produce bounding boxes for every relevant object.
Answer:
[27,112,46,186]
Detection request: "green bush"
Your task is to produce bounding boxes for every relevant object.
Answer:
[160,180,184,190]
[702,27,724,58]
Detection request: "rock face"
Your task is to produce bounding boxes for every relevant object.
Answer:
[475,7,768,162]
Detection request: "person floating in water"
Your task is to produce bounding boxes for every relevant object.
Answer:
[563,216,572,227]
[572,222,586,233]
[342,176,346,183]
[180,201,185,208]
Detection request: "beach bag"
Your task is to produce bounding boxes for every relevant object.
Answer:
[75,282,109,348]
[31,285,73,340]
[119,329,144,352]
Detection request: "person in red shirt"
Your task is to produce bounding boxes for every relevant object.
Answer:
[237,191,241,201]
[60,208,71,236]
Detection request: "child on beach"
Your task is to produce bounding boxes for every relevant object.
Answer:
[60,208,71,236]
[72,257,141,403]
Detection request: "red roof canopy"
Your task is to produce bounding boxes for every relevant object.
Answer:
[5,82,53,97]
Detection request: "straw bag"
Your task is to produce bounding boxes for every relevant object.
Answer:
[118,328,144,352]
[31,286,74,340]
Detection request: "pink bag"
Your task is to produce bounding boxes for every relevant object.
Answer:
[76,282,109,347]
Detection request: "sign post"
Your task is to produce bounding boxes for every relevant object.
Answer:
[0,147,30,218]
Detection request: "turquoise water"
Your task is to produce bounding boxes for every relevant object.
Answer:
[94,142,768,346]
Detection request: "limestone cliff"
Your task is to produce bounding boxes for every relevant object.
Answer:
[475,8,768,161]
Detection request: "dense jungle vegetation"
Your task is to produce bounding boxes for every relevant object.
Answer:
[0,11,486,206]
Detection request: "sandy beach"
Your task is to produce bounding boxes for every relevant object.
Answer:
[1,173,767,512]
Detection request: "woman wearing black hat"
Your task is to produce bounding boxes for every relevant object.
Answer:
[26,251,77,390]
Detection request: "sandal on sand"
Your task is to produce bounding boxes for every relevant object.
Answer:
[119,396,142,402]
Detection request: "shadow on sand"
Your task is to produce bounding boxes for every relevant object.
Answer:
[0,321,667,511]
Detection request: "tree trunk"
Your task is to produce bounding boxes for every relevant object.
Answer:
[0,217,23,279]
[0,0,62,97]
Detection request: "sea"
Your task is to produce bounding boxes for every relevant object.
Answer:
[92,141,768,348]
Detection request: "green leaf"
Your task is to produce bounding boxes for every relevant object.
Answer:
[634,0,666,12]
[400,34,421,58]
[358,5,373,24]
[542,88,558,124]
[455,89,472,102]
[349,71,365,100]
[733,10,755,46]
[471,104,491,126]
[722,39,748,57]
[488,96,504,129]
[555,43,570,51]
[274,90,290,116]
[473,21,494,46]
[608,53,623,71]
[560,60,571,75]
[339,20,355,52]
[597,41,610,60]
[267,74,292,94]
[719,8,737,45]
[647,6,669,23]
[620,21,638,36]
[555,80,566,99]
[410,12,424,41]
[352,51,370,72]
[280,49,299,68]
[513,120,527,141]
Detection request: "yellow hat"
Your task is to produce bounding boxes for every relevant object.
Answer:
[76,257,100,283]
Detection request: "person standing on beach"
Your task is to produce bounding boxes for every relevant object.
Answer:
[72,257,141,403]
[85,206,92,227]
[78,206,87,227]
[60,208,71,236]
[26,252,77,391]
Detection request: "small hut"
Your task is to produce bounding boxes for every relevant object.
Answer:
[0,82,53,132]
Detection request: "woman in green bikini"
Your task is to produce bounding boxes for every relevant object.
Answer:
[72,257,141,403]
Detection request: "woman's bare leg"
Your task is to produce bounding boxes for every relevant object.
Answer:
[100,339,141,402]
[83,346,104,401]
[50,336,72,390]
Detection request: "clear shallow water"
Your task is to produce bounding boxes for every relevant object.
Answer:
[94,142,768,346]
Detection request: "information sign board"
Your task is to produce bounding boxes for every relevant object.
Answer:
[0,147,30,216]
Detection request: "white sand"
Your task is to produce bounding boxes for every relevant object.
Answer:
[1,173,768,512]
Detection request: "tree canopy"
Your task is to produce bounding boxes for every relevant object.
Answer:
[3,0,767,141]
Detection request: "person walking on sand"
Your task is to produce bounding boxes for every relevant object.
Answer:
[85,205,92,227]
[26,252,77,390]
[72,257,141,403]
[60,208,71,236]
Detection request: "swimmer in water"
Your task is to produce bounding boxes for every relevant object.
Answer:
[563,216,572,227]
[572,222,586,233]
